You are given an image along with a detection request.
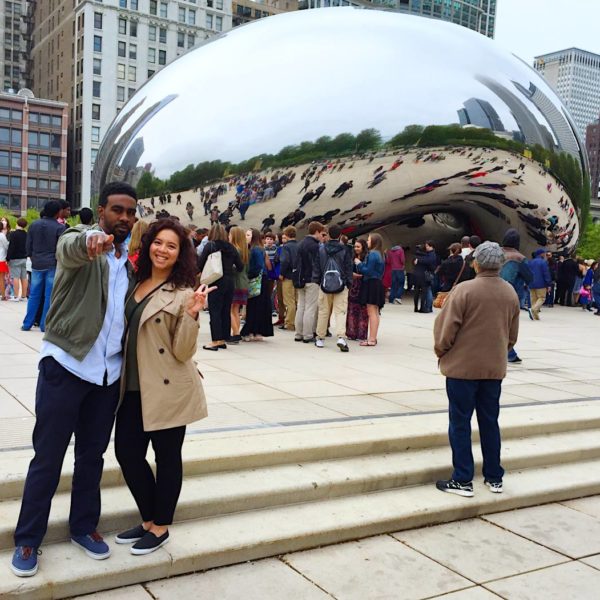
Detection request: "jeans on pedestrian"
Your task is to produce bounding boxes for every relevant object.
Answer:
[389,270,405,303]
[22,268,55,331]
[446,377,504,484]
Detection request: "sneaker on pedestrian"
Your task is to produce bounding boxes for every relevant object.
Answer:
[11,546,38,577]
[337,337,349,352]
[303,336,316,344]
[130,531,169,555]
[71,532,111,560]
[115,524,147,544]
[508,356,522,363]
[315,338,324,348]
[294,335,303,342]
[485,480,503,493]
[394,298,402,305]
[435,479,474,497]
[527,308,534,321]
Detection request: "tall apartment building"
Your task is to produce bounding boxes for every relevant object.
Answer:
[534,48,600,143]
[232,0,297,27]
[585,118,600,220]
[299,0,496,38]
[1,0,28,91]
[29,0,232,208]
[0,89,68,214]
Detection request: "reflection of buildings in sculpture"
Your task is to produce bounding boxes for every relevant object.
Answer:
[477,76,554,149]
[585,117,600,220]
[458,98,505,132]
[299,0,496,37]
[512,81,582,159]
[120,138,145,188]
[232,0,298,27]
[534,48,600,142]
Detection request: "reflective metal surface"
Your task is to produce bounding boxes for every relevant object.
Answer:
[94,8,587,255]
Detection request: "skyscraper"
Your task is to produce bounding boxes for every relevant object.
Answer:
[28,0,232,208]
[585,118,600,220]
[534,48,600,143]
[299,0,497,38]
[458,98,505,131]
[0,0,28,91]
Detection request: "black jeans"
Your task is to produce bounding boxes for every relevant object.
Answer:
[413,282,431,312]
[555,280,573,306]
[208,275,234,341]
[115,392,186,526]
[14,357,119,547]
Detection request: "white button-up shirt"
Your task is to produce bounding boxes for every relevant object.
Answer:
[40,242,130,386]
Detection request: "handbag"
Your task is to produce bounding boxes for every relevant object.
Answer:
[433,258,466,309]
[200,246,223,285]
[248,271,262,298]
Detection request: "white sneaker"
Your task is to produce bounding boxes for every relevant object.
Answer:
[337,337,349,352]
[10,297,21,302]
[315,338,324,348]
[394,298,402,305]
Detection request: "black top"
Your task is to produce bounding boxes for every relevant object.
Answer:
[197,239,243,277]
[26,217,66,270]
[297,235,320,284]
[437,255,464,292]
[124,294,153,392]
[7,229,27,261]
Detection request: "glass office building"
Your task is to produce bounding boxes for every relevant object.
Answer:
[299,0,497,38]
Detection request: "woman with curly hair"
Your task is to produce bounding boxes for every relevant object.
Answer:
[114,219,214,555]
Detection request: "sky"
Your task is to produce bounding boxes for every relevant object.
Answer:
[494,0,600,64]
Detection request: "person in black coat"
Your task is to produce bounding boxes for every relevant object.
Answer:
[413,240,437,313]
[197,224,242,350]
[555,253,579,306]
[437,243,464,293]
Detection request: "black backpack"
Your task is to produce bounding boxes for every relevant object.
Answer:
[320,252,344,294]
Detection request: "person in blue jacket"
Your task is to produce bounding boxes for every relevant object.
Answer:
[529,249,552,320]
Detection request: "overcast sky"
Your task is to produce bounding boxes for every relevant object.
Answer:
[495,0,600,65]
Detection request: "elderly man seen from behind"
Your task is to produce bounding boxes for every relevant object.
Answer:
[433,241,520,498]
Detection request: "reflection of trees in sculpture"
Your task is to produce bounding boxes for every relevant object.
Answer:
[136,123,589,222]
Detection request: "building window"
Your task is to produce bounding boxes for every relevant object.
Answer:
[148,69,155,78]
[120,0,128,7]
[150,0,157,15]
[216,15,222,31]
[187,33,195,48]
[10,176,20,189]
[178,6,186,22]
[92,126,101,143]
[129,44,137,59]
[149,25,156,41]
[94,35,102,52]
[0,150,8,168]
[206,14,213,28]
[118,41,126,57]
[158,50,166,65]
[128,65,136,82]
[27,177,36,189]
[130,21,137,37]
[0,109,10,120]
[117,86,125,102]
[117,63,126,79]
[39,155,50,172]
[216,0,223,9]
[11,129,21,145]
[28,154,37,171]
[38,178,48,190]
[148,48,156,64]
[131,0,138,9]
[92,104,101,120]
[177,31,185,48]
[94,12,103,29]
[93,81,101,98]
[160,2,168,18]
[118,18,127,35]
[128,88,136,99]
[93,58,102,75]
[27,131,38,146]
[0,175,8,188]
[91,149,98,165]
[11,152,21,169]
[159,27,167,43]
[188,9,196,25]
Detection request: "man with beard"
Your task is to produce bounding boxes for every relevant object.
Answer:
[11,182,138,577]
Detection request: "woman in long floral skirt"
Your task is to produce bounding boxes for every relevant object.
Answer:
[346,238,369,341]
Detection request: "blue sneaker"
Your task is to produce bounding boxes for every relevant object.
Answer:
[11,546,39,577]
[71,532,111,560]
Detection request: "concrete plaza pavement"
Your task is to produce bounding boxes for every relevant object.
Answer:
[1,296,600,599]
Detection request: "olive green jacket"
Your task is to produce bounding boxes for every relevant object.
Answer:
[44,224,135,361]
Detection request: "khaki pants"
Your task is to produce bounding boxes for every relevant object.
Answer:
[295,283,319,340]
[282,279,297,330]
[530,288,547,319]
[316,288,348,339]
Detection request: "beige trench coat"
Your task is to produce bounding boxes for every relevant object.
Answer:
[119,282,208,431]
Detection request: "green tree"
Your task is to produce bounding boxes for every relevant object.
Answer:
[355,128,382,152]
[578,217,600,259]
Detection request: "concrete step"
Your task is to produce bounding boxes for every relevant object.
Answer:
[2,458,600,600]
[2,400,599,501]
[1,427,599,551]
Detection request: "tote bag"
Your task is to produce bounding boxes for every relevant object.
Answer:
[200,250,223,285]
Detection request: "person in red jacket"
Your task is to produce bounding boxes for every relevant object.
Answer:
[386,244,405,304]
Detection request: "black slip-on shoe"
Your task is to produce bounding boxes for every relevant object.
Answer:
[115,524,147,544]
[130,531,169,555]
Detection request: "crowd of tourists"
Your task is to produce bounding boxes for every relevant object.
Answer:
[5,181,599,580]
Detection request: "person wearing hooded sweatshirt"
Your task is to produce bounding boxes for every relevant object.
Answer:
[313,224,353,352]
[528,249,552,320]
[386,244,405,304]
[500,228,532,363]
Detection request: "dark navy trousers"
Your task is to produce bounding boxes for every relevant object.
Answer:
[14,357,119,548]
[446,377,504,484]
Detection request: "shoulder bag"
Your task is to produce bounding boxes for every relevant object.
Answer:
[433,259,466,309]
[200,243,223,286]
